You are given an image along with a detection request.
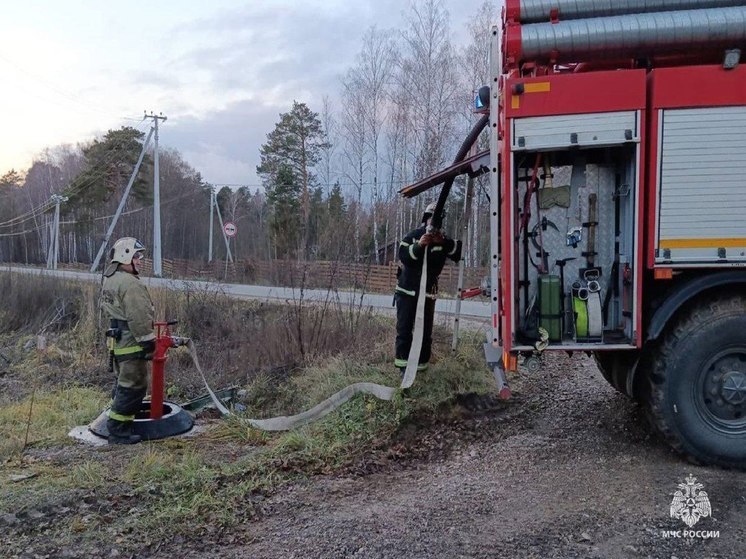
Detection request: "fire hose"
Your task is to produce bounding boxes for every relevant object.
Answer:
[182,257,430,431]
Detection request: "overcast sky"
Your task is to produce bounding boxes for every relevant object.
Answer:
[0,0,493,188]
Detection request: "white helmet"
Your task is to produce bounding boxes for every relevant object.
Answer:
[110,237,145,265]
[422,201,440,223]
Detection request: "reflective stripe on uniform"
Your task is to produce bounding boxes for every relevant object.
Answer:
[400,241,410,247]
[394,358,408,368]
[113,345,143,356]
[448,242,458,255]
[431,246,443,252]
[396,286,416,296]
[409,244,418,260]
[108,410,135,422]
[417,364,428,372]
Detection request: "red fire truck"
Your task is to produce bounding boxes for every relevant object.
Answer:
[403,1,746,468]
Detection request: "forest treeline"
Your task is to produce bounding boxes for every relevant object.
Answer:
[0,0,495,269]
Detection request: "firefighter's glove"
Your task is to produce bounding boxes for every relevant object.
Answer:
[418,233,434,247]
[141,339,156,360]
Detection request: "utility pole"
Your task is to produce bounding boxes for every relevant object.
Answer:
[213,192,233,263]
[208,187,214,262]
[49,194,68,270]
[46,221,54,269]
[144,111,167,277]
[90,127,155,272]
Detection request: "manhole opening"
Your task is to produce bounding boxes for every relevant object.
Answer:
[134,402,175,420]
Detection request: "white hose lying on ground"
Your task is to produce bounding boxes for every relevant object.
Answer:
[185,253,430,431]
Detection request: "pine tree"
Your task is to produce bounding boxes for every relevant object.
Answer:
[265,164,302,258]
[65,127,152,214]
[256,101,329,259]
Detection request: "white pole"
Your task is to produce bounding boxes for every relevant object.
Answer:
[214,193,233,263]
[52,199,60,270]
[452,156,476,351]
[46,220,54,269]
[208,187,214,262]
[152,115,162,276]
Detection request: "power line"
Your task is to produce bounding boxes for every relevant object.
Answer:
[0,52,138,122]
[0,119,152,227]
[0,121,153,229]
[0,189,205,238]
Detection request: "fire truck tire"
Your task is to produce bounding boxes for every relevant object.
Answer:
[594,350,651,402]
[647,296,746,469]
[594,351,631,396]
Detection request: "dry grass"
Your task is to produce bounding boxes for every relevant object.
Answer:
[0,272,391,402]
[0,270,496,553]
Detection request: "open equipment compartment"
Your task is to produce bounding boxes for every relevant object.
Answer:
[511,144,639,351]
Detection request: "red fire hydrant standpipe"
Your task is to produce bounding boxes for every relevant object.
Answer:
[150,321,189,419]
[150,322,168,419]
[88,321,194,441]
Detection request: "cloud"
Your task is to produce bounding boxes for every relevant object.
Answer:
[163,98,280,188]
[153,1,409,187]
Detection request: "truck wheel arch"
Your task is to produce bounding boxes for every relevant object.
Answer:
[646,271,746,342]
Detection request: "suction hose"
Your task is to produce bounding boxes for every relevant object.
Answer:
[431,114,490,231]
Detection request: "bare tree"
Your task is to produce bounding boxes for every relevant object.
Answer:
[459,0,495,266]
[340,72,368,261]
[399,0,460,180]
[319,95,338,196]
[353,26,397,263]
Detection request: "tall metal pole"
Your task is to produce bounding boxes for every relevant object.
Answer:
[52,198,60,270]
[144,112,167,277]
[90,127,155,272]
[49,194,68,270]
[46,220,54,269]
[208,187,214,262]
[54,198,60,270]
[213,193,233,263]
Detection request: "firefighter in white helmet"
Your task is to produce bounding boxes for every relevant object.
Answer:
[100,237,155,444]
[394,202,461,375]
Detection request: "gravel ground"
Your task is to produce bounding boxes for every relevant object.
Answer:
[182,353,745,559]
[3,353,744,559]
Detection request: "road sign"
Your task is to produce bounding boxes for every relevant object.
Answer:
[223,221,237,237]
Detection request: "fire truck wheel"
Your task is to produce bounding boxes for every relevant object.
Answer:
[648,296,746,469]
[593,350,651,402]
[594,351,632,396]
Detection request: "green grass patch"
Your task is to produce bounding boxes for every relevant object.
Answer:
[0,386,108,457]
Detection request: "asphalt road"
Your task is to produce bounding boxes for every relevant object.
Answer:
[2,265,492,319]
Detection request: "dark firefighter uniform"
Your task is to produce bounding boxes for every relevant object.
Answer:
[395,222,461,372]
[101,237,155,444]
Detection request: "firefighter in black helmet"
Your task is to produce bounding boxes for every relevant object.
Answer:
[394,202,461,375]
[101,237,155,445]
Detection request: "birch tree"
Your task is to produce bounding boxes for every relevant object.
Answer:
[399,0,460,180]
[340,73,368,261]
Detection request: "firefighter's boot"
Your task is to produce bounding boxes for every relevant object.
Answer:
[107,385,145,444]
[106,418,142,445]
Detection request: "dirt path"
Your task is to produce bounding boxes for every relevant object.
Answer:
[179,354,745,559]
